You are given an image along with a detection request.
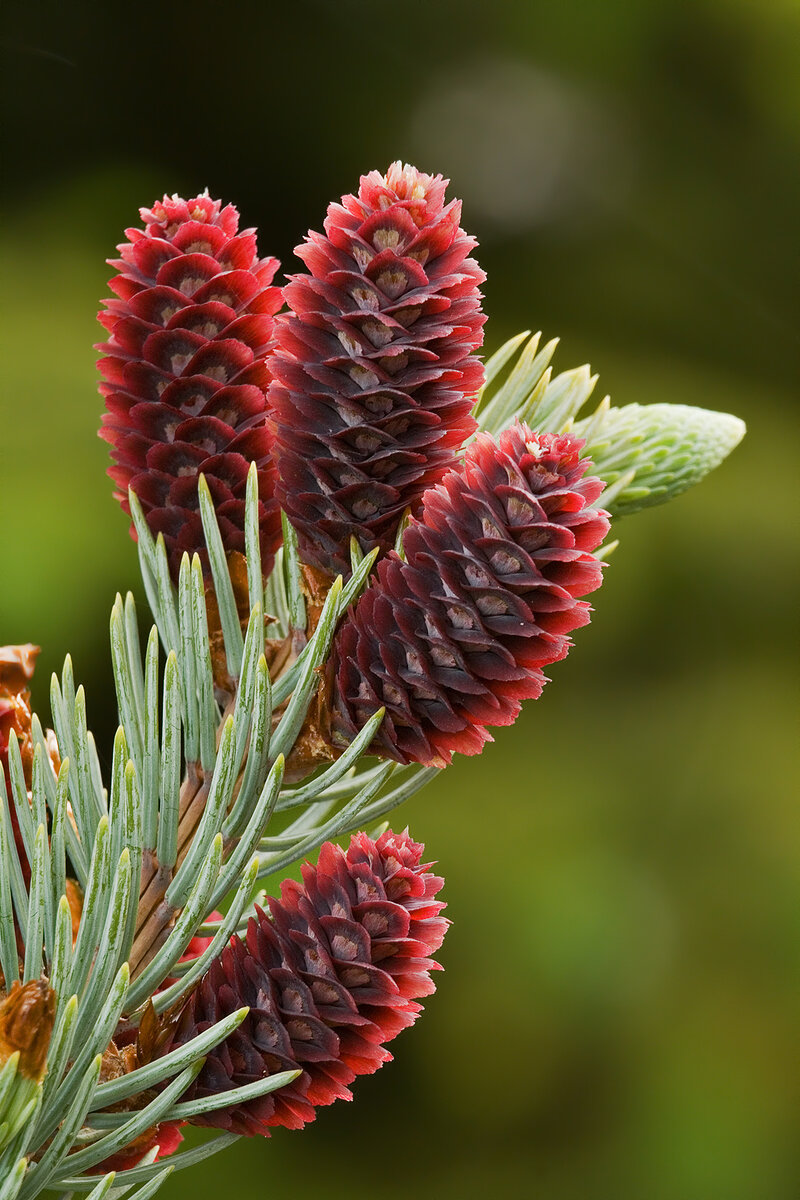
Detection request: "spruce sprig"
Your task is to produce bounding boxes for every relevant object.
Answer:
[0,330,743,1194]
[0,466,450,1195]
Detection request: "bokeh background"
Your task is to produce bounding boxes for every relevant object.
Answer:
[2,1,799,1197]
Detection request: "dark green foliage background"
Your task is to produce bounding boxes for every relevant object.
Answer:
[1,2,798,1197]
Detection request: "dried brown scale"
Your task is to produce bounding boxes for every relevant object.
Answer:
[1,645,41,899]
[0,979,56,1082]
[99,1039,138,1086]
[282,717,336,783]
[0,645,40,694]
[299,562,335,635]
[0,646,38,786]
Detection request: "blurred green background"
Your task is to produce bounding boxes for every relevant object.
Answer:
[1,1,798,1197]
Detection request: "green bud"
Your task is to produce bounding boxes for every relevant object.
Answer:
[476,333,745,518]
[574,401,746,516]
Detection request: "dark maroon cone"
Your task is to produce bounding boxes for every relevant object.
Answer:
[269,162,486,576]
[166,830,447,1135]
[331,426,610,767]
[98,192,283,578]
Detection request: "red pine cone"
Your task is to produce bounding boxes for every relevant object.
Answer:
[98,192,283,578]
[166,829,447,1136]
[269,162,486,576]
[331,426,610,767]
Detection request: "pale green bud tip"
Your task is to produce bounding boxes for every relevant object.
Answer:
[578,402,746,517]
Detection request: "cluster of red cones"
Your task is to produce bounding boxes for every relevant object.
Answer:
[95,165,609,1146]
[98,164,608,769]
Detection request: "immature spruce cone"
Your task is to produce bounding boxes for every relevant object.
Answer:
[167,830,447,1135]
[269,162,486,576]
[331,426,610,766]
[98,193,283,578]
